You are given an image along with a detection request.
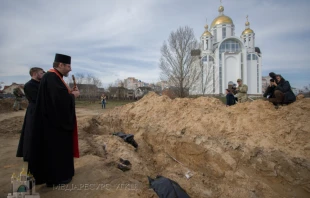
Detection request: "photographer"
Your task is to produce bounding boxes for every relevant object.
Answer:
[269,72,277,82]
[268,74,296,108]
[226,89,236,106]
[263,79,276,99]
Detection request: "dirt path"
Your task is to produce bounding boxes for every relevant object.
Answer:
[0,110,25,122]
[0,107,119,198]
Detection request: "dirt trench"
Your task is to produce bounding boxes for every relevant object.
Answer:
[78,92,310,198]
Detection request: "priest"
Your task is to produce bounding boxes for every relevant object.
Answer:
[16,67,45,161]
[28,53,80,187]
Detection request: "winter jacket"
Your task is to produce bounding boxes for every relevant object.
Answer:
[275,79,296,104]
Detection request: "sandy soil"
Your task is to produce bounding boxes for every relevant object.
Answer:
[0,94,310,198]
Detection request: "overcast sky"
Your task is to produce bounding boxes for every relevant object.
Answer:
[0,0,309,89]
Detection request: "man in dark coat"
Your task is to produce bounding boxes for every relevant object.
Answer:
[268,74,296,106]
[226,89,236,106]
[16,67,45,161]
[263,79,276,99]
[269,72,277,82]
[28,53,80,186]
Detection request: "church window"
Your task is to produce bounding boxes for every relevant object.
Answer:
[244,38,246,43]
[209,56,214,62]
[247,54,251,60]
[220,39,241,54]
[222,28,226,39]
[252,54,258,60]
[206,40,208,50]
[249,37,251,42]
[202,56,208,63]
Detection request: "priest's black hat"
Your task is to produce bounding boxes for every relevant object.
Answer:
[54,53,71,64]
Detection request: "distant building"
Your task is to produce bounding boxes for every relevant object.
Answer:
[108,87,128,100]
[69,83,103,98]
[2,83,24,95]
[123,77,149,90]
[124,77,138,90]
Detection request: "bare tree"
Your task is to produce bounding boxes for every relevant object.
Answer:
[113,79,124,87]
[75,73,85,84]
[68,72,102,99]
[159,26,200,98]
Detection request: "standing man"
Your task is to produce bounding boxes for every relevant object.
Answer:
[13,86,24,111]
[101,93,107,109]
[17,67,45,161]
[236,79,248,103]
[28,54,80,187]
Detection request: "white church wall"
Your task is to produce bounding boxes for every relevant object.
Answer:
[247,55,260,94]
[222,54,241,93]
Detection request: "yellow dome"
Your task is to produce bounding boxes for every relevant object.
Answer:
[242,28,254,35]
[201,24,212,37]
[20,167,27,176]
[202,31,212,37]
[211,15,233,28]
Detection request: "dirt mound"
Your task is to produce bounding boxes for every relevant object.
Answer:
[79,92,310,197]
[0,98,28,113]
[0,116,24,135]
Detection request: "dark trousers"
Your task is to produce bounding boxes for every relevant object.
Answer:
[102,100,106,109]
[268,90,284,105]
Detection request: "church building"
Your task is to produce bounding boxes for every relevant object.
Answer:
[190,3,262,95]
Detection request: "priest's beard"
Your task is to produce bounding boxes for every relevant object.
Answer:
[63,72,69,77]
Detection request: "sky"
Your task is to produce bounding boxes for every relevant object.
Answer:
[0,0,309,89]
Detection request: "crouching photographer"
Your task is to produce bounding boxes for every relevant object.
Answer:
[263,79,276,99]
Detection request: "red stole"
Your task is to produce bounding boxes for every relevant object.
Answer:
[48,69,80,158]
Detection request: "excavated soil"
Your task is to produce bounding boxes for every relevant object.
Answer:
[80,92,310,198]
[0,98,28,113]
[1,93,309,198]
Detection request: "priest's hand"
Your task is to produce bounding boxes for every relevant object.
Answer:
[72,86,79,91]
[72,90,80,98]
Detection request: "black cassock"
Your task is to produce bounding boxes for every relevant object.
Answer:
[28,70,76,184]
[16,79,40,161]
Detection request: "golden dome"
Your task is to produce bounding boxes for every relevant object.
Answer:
[245,21,250,26]
[20,167,27,176]
[211,15,233,28]
[202,31,212,37]
[242,28,254,35]
[201,24,212,37]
